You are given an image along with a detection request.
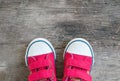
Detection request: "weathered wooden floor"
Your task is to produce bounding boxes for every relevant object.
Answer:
[0,0,120,81]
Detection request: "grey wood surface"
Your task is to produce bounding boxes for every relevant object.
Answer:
[0,0,120,81]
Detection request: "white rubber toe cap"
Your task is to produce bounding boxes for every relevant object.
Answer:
[25,38,56,66]
[64,38,94,63]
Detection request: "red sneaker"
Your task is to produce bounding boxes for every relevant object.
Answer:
[25,38,57,81]
[62,38,94,81]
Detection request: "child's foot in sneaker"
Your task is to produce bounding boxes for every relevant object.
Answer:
[25,38,57,81]
[62,38,94,81]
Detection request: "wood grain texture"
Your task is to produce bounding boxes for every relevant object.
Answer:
[0,0,120,81]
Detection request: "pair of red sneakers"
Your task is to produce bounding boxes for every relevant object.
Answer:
[25,38,94,81]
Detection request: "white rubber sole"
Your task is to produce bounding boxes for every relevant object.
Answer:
[25,38,56,66]
[63,38,94,66]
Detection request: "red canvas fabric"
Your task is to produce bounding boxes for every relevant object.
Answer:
[27,52,56,81]
[62,52,92,81]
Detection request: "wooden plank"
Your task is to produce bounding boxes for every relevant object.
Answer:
[0,0,120,81]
